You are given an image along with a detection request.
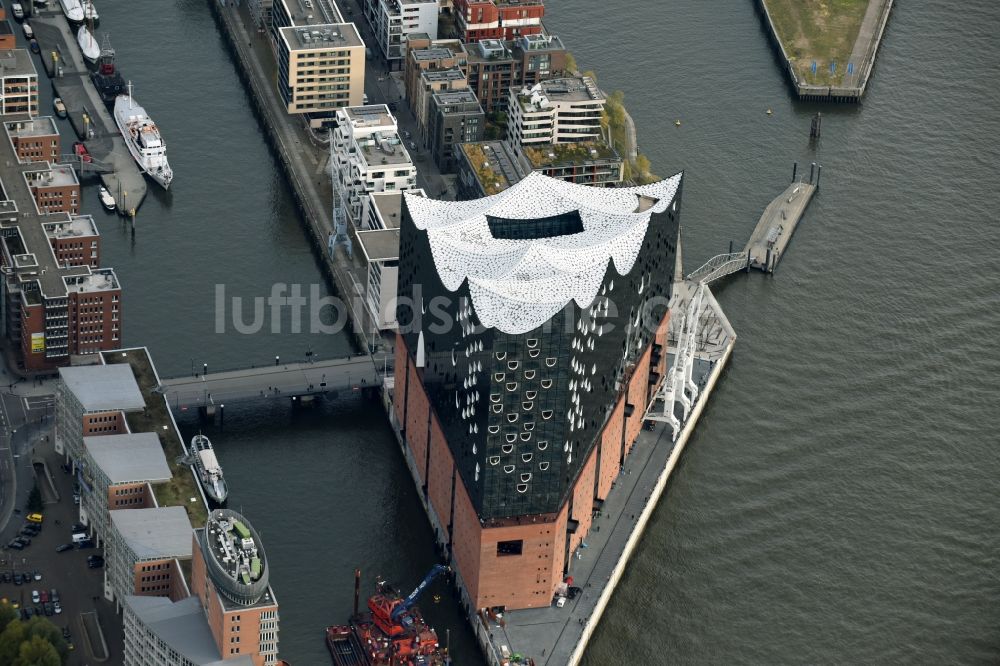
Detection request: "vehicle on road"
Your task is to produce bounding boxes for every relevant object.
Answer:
[26,513,43,524]
[50,589,59,603]
[71,523,85,532]
[408,141,417,151]
[32,571,41,581]
[21,22,32,39]
[8,540,24,550]
[13,573,23,585]
[61,627,70,639]
[55,544,73,553]
[72,142,93,163]
[1,572,10,583]
[43,602,53,616]
[71,532,88,544]
[31,590,39,603]
[29,38,39,54]
[77,539,94,549]
[53,603,61,614]
[87,558,103,568]
[53,98,67,118]
[39,590,48,603]
[11,3,24,21]
[362,93,369,104]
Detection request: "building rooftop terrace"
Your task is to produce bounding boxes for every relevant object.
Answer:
[4,116,58,139]
[280,22,361,51]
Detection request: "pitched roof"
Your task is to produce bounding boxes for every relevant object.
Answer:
[59,364,145,412]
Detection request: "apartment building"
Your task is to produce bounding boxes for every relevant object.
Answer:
[364,0,438,66]
[332,105,416,224]
[6,116,60,163]
[427,88,484,171]
[0,49,37,115]
[55,364,144,462]
[403,43,467,103]
[506,76,605,149]
[413,67,468,137]
[44,215,101,268]
[106,507,193,609]
[453,0,544,43]
[271,0,364,127]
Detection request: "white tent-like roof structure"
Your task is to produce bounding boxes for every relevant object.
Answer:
[404,172,681,334]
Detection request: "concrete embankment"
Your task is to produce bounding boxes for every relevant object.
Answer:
[756,0,894,102]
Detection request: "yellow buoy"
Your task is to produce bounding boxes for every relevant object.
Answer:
[674,119,681,127]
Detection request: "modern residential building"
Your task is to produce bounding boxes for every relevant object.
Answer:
[0,49,37,115]
[413,68,468,137]
[332,105,417,224]
[191,510,280,665]
[106,507,194,608]
[5,116,60,163]
[461,34,568,113]
[78,433,172,548]
[393,172,682,611]
[454,140,526,198]
[427,88,485,171]
[270,0,364,127]
[123,595,255,666]
[363,0,438,66]
[403,42,468,103]
[506,76,605,149]
[512,33,566,89]
[453,0,544,43]
[517,139,623,186]
[55,364,145,462]
[0,117,124,371]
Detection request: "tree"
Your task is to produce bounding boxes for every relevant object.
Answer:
[564,51,577,75]
[0,602,17,636]
[26,484,42,513]
[0,619,26,666]
[14,635,59,666]
[23,618,66,661]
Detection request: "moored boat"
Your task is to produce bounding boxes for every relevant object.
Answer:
[77,25,99,64]
[99,185,115,211]
[114,82,173,189]
[90,35,125,108]
[83,0,98,25]
[190,434,228,504]
[59,0,84,22]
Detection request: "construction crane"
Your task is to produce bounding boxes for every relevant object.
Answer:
[390,564,449,624]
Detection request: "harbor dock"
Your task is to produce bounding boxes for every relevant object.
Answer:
[756,0,894,101]
[745,180,816,272]
[31,13,147,212]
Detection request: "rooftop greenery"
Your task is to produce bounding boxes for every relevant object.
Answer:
[764,0,870,86]
[102,349,208,528]
[522,141,615,168]
[461,143,510,196]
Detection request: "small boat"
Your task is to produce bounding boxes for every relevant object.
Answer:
[59,0,84,22]
[98,186,115,211]
[190,434,228,504]
[114,82,173,189]
[83,0,98,25]
[77,25,99,64]
[53,98,67,118]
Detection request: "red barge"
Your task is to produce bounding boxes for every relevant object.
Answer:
[326,566,452,666]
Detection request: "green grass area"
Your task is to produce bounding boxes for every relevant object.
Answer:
[102,350,208,528]
[461,143,511,196]
[763,0,871,86]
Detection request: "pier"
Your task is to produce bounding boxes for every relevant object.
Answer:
[159,354,384,411]
[31,12,147,212]
[745,180,816,272]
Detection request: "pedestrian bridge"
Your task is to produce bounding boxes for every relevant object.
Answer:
[157,355,384,410]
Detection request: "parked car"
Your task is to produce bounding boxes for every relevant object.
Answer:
[30,590,39,604]
[32,571,41,581]
[39,590,48,603]
[8,540,23,550]
[26,513,43,524]
[61,627,70,639]
[72,494,80,505]
[72,142,93,163]
[21,22,32,39]
[13,573,23,585]
[55,544,73,553]
[20,608,30,620]
[11,3,24,21]
[76,539,94,549]
[50,589,59,603]
[42,602,53,616]
[86,558,103,569]
[53,603,61,614]
[1,572,10,583]
[29,38,39,54]
[71,523,86,533]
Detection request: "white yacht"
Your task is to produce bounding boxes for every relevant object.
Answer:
[77,25,99,63]
[59,0,83,22]
[113,83,173,189]
[190,434,228,504]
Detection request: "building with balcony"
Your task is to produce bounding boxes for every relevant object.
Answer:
[427,88,484,172]
[363,0,438,66]
[78,433,172,549]
[55,363,145,462]
[332,105,417,224]
[25,164,80,214]
[403,42,468,103]
[517,139,622,187]
[270,0,364,127]
[461,34,568,113]
[413,67,468,138]
[106,507,193,608]
[0,49,37,115]
[393,172,682,610]
[455,140,525,198]
[43,215,101,268]
[453,0,544,43]
[506,76,605,150]
[190,510,280,665]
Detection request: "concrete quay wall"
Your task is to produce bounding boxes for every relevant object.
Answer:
[755,0,895,102]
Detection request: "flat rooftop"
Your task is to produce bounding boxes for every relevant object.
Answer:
[342,104,395,130]
[517,33,564,51]
[4,117,58,139]
[0,49,37,79]
[59,364,145,412]
[84,433,171,484]
[434,89,481,107]
[26,164,78,189]
[43,214,98,240]
[124,596,255,666]
[111,507,193,560]
[280,22,361,51]
[459,141,526,196]
[63,268,120,294]
[370,190,406,229]
[356,228,399,263]
[280,0,343,25]
[422,68,466,84]
[358,132,413,167]
[413,47,456,62]
[518,76,604,108]
[520,140,618,169]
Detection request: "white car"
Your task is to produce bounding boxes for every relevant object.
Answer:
[21,22,33,39]
[53,603,62,614]
[31,590,39,603]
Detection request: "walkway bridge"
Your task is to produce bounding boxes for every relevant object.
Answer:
[686,251,748,284]
[158,354,385,410]
[59,154,115,175]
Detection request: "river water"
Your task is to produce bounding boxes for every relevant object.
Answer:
[79,0,1000,663]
